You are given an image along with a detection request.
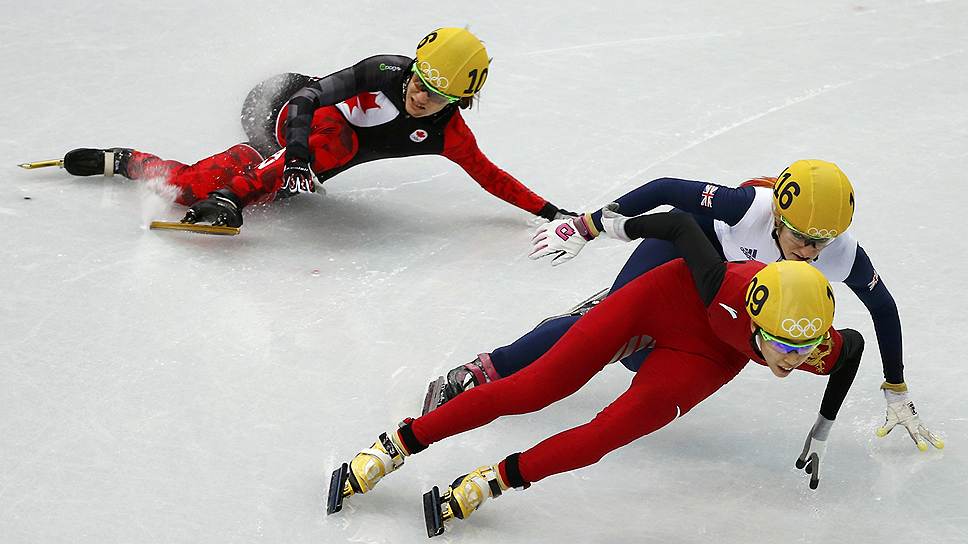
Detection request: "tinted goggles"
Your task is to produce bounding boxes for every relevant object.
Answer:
[758,328,824,356]
[779,216,836,248]
[411,65,460,105]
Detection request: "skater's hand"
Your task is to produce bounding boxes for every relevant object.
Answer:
[530,213,598,266]
[553,208,579,220]
[537,203,578,221]
[182,189,243,227]
[796,414,832,490]
[600,203,633,242]
[875,384,944,451]
[282,158,314,194]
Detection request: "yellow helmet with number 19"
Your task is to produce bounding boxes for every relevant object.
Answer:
[745,261,836,342]
[415,28,490,98]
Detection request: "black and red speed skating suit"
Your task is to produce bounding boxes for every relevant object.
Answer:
[122,55,558,218]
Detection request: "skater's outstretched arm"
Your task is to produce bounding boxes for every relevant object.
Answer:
[440,112,553,217]
[587,177,757,230]
[793,327,865,489]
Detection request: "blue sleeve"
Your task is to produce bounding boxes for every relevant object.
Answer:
[843,245,904,384]
[589,177,756,231]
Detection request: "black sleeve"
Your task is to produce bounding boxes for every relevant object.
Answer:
[819,328,865,420]
[283,54,411,163]
[622,212,726,306]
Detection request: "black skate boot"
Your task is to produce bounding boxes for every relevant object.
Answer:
[423,354,498,415]
[63,148,133,177]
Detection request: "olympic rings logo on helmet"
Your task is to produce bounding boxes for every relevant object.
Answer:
[806,227,838,238]
[780,317,824,338]
[417,61,449,89]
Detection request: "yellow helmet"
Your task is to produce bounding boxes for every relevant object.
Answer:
[773,159,854,239]
[745,261,835,341]
[415,28,490,98]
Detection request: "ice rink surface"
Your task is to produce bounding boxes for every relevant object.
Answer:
[2,1,967,542]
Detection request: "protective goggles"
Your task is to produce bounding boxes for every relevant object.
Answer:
[758,328,824,356]
[779,216,836,248]
[411,65,461,105]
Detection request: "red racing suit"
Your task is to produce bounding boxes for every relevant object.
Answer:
[403,213,862,487]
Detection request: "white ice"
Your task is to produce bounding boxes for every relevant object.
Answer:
[2,1,967,543]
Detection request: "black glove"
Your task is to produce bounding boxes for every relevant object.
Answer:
[795,414,832,490]
[182,189,243,227]
[537,202,577,221]
[282,157,314,194]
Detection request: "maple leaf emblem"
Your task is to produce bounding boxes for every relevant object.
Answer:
[343,92,381,114]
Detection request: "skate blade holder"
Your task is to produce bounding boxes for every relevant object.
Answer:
[326,463,350,515]
[149,221,241,236]
[17,159,64,170]
[422,376,446,416]
[422,485,454,538]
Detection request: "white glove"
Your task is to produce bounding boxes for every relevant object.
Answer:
[875,384,944,451]
[529,213,599,266]
[600,203,633,242]
[796,414,832,490]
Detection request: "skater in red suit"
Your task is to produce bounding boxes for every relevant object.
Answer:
[53,28,571,227]
[328,208,865,537]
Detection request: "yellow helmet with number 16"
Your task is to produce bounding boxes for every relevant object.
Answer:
[773,159,854,239]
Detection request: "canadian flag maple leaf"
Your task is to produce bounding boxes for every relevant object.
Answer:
[344,92,381,114]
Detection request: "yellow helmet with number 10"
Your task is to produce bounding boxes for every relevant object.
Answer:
[415,28,490,98]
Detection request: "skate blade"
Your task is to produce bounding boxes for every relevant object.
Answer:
[534,287,609,328]
[18,159,64,169]
[423,485,446,538]
[149,221,240,236]
[326,463,350,515]
[422,376,446,416]
[568,287,609,315]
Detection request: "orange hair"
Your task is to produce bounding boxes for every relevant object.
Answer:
[739,176,777,189]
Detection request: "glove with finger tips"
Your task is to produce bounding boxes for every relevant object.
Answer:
[529,213,599,266]
[796,414,832,490]
[182,189,243,227]
[600,202,633,242]
[875,383,944,451]
[282,157,314,194]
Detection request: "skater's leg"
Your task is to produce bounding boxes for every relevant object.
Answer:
[513,350,745,484]
[412,271,685,446]
[124,144,263,205]
[240,73,315,157]
[489,314,581,378]
[421,349,746,531]
[609,238,679,293]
